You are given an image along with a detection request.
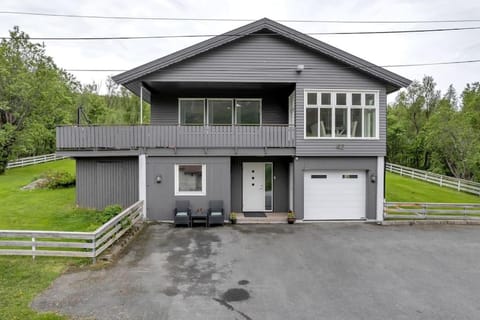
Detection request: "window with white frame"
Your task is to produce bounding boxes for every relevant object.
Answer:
[207,99,233,125]
[305,90,378,139]
[179,99,205,125]
[235,99,261,125]
[174,164,206,196]
[179,98,261,125]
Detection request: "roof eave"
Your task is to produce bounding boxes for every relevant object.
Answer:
[112,17,412,91]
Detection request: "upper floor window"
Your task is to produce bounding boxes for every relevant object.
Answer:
[179,99,204,125]
[235,99,261,125]
[305,90,379,139]
[208,99,233,125]
[179,98,261,125]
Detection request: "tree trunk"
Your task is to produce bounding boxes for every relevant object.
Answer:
[0,133,17,174]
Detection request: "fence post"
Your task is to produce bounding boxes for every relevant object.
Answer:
[458,180,461,192]
[32,237,36,260]
[440,176,443,187]
[92,237,96,264]
[423,203,427,219]
[400,167,403,176]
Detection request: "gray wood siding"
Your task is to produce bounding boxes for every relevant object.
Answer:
[76,158,138,210]
[146,157,230,221]
[151,89,289,125]
[143,34,387,156]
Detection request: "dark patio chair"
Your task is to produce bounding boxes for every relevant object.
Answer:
[174,200,191,227]
[207,200,225,227]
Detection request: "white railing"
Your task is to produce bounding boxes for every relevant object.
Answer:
[6,153,69,169]
[0,200,144,261]
[384,202,480,220]
[386,162,480,196]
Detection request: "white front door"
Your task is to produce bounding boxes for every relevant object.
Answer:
[243,162,266,211]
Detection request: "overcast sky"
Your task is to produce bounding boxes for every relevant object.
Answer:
[1,0,479,101]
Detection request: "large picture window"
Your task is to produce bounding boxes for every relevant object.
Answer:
[208,99,233,125]
[304,90,379,139]
[235,99,261,125]
[179,99,205,125]
[179,98,261,125]
[174,164,206,196]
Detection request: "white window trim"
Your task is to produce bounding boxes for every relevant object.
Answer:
[174,164,207,196]
[234,98,263,125]
[303,89,380,140]
[178,98,263,126]
[178,98,205,126]
[206,98,234,126]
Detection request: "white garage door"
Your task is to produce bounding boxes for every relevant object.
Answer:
[304,170,366,220]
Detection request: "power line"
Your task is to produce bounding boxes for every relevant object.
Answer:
[1,10,479,24]
[4,26,480,41]
[382,59,480,67]
[64,59,480,72]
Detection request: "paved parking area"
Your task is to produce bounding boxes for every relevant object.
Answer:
[33,223,480,320]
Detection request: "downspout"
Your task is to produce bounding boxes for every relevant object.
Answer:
[140,84,144,125]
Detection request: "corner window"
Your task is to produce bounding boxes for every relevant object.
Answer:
[304,90,379,139]
[175,164,206,196]
[179,99,204,125]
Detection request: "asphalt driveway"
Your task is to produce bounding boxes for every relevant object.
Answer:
[33,223,480,320]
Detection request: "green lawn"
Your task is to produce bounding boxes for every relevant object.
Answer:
[386,172,480,203]
[0,160,99,320]
[0,160,99,231]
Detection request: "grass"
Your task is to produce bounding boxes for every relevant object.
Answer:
[0,256,86,320]
[386,172,480,203]
[0,160,99,231]
[0,160,101,320]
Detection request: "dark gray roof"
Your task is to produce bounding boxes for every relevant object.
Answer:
[112,18,411,90]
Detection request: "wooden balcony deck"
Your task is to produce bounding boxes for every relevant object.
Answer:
[56,125,296,151]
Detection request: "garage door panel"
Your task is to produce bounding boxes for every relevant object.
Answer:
[304,170,366,220]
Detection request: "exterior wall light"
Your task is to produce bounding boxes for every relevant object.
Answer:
[296,64,304,73]
[156,175,162,184]
[370,174,377,183]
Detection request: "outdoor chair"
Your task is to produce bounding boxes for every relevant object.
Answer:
[174,200,191,227]
[207,200,225,227]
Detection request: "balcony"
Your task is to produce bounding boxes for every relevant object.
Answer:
[56,125,296,155]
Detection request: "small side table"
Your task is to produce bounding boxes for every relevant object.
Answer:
[191,211,208,227]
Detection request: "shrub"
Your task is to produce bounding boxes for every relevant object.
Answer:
[41,170,76,189]
[97,204,123,224]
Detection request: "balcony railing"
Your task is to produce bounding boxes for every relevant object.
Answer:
[56,125,296,150]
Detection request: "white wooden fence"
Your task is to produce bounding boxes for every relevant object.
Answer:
[6,153,68,169]
[0,201,143,261]
[386,163,480,196]
[384,202,480,220]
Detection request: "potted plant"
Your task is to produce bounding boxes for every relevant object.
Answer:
[287,210,296,224]
[229,212,237,224]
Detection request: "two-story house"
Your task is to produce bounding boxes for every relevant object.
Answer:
[56,18,411,222]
